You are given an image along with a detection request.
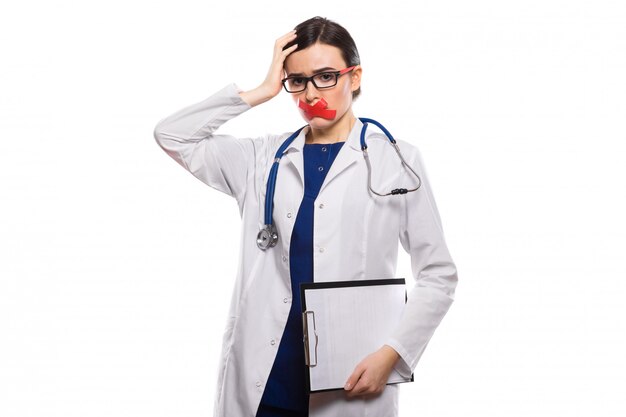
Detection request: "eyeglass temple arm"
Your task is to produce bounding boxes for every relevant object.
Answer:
[339,66,356,74]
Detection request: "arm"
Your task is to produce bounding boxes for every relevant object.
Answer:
[384,146,458,378]
[153,30,299,206]
[153,83,255,205]
[344,146,458,397]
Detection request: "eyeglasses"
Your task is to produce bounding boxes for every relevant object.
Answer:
[281,66,356,93]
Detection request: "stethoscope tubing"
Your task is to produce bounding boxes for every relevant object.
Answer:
[257,118,421,250]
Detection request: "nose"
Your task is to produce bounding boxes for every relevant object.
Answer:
[304,79,320,102]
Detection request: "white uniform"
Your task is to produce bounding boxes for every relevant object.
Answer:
[153,83,458,417]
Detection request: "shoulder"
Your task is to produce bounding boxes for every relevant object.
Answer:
[368,131,425,169]
[361,119,422,157]
[247,130,302,170]
[395,138,424,164]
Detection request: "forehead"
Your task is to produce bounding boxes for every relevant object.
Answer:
[284,43,346,74]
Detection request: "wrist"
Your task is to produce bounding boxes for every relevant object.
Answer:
[239,85,274,107]
[381,344,401,363]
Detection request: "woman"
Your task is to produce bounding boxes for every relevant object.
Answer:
[154,16,457,417]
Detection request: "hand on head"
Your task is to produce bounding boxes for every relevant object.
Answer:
[259,30,299,99]
[239,30,299,107]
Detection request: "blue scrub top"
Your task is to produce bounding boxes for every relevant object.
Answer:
[259,141,345,412]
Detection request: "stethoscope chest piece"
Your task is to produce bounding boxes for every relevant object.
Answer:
[256,224,278,250]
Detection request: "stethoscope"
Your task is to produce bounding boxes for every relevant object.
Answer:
[256,118,422,251]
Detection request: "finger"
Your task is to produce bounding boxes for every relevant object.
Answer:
[280,29,297,39]
[275,30,297,47]
[344,371,358,391]
[346,377,369,397]
[281,43,298,55]
[344,365,365,391]
[276,41,297,57]
[273,44,297,68]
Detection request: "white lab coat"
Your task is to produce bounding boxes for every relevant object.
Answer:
[153,83,458,417]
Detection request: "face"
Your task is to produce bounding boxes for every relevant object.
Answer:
[283,42,361,129]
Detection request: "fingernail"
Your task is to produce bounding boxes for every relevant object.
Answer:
[344,382,351,390]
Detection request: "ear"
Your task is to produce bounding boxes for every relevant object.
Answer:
[350,65,362,93]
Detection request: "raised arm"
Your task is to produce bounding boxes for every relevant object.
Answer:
[153,83,256,204]
[153,30,299,206]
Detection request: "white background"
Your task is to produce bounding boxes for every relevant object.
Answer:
[1,1,625,416]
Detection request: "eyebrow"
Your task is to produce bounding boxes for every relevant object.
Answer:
[286,67,338,77]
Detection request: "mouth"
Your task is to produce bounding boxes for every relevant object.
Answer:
[298,98,337,120]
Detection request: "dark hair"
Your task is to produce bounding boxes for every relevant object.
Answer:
[283,16,361,100]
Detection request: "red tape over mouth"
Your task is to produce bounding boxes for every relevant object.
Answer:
[298,98,337,120]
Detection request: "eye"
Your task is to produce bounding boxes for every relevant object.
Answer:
[290,77,305,85]
[318,73,334,82]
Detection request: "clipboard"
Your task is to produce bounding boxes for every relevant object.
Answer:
[300,278,414,393]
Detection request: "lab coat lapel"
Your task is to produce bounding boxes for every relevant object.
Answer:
[283,127,307,190]
[282,118,363,196]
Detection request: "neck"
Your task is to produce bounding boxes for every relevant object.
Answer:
[305,109,356,144]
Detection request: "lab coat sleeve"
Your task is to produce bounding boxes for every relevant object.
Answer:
[153,83,254,207]
[384,146,458,379]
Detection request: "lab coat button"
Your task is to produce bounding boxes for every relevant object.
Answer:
[270,339,276,345]
[283,297,289,303]
[287,212,292,218]
[256,381,262,387]
[319,247,325,253]
[282,255,287,262]
[318,203,324,209]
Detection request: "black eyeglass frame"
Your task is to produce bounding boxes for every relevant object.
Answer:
[281,66,357,93]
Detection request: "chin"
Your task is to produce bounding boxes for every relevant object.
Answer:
[301,114,342,129]
[304,118,331,128]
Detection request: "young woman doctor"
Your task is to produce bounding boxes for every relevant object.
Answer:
[154,16,458,417]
